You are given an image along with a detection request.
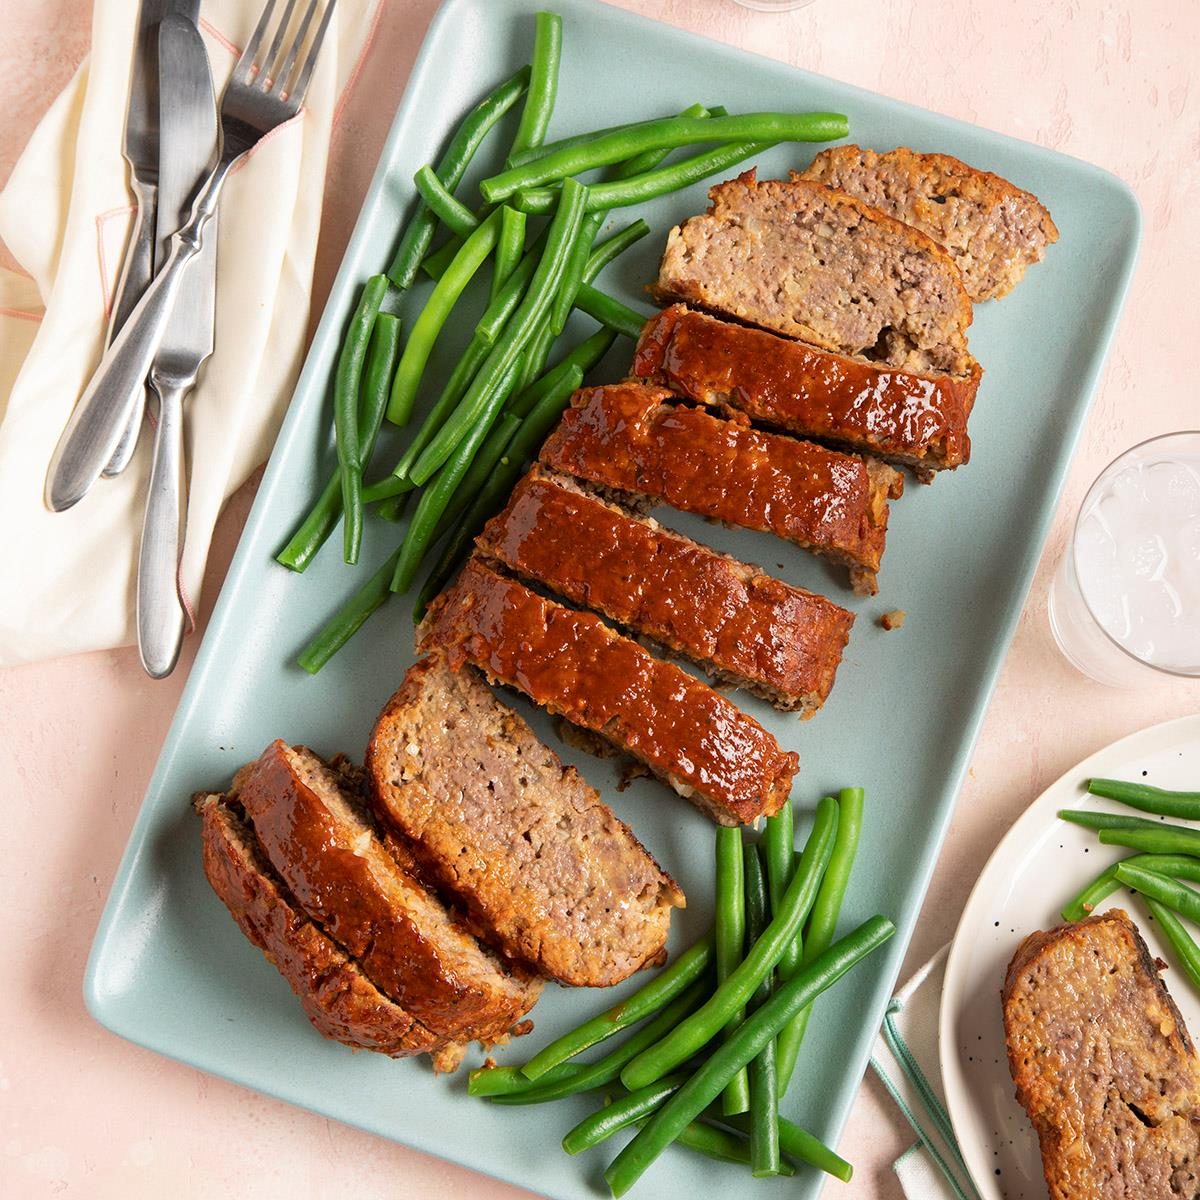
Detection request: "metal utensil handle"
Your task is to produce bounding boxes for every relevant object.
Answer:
[44,156,230,512]
[137,373,187,678]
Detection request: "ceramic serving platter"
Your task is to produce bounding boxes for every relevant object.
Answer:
[84,0,1141,1195]
[942,714,1200,1200]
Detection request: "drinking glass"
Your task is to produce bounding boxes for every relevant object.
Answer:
[1048,431,1200,686]
[730,0,816,11]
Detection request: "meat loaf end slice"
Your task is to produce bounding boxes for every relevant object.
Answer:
[1003,909,1200,1200]
[634,304,977,479]
[653,169,976,377]
[800,145,1058,302]
[234,741,540,1046]
[418,558,799,826]
[476,465,854,712]
[368,659,684,988]
[196,792,445,1059]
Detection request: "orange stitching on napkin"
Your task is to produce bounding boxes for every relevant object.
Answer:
[228,109,307,176]
[198,17,240,59]
[96,204,134,318]
[0,307,43,323]
[333,0,385,127]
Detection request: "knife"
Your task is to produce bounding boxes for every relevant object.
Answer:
[102,0,200,479]
[136,11,217,679]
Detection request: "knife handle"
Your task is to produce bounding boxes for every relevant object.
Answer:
[44,156,230,513]
[137,372,188,679]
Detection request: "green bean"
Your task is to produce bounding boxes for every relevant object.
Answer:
[430,412,521,542]
[562,1075,687,1154]
[412,164,478,237]
[583,219,650,283]
[476,237,544,343]
[467,1062,581,1098]
[277,474,342,573]
[491,980,710,1106]
[389,358,519,594]
[508,11,562,159]
[361,474,408,505]
[386,66,530,289]
[777,788,863,1095]
[409,178,589,485]
[604,916,895,1198]
[514,140,775,215]
[714,827,748,1116]
[507,328,613,419]
[675,1121,771,1170]
[549,210,605,335]
[620,801,838,1091]
[743,842,781,1177]
[1089,777,1200,820]
[605,102,712,181]
[491,206,527,299]
[574,283,646,339]
[333,274,388,564]
[1145,899,1200,990]
[1063,854,1200,922]
[515,324,555,393]
[1099,826,1200,857]
[386,210,501,427]
[521,933,713,1081]
[482,112,848,203]
[716,1113,853,1182]
[1116,863,1200,924]
[1058,808,1180,834]
[297,544,400,674]
[763,803,795,920]
[411,361,586,621]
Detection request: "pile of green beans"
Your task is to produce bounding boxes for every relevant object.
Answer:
[1058,776,1200,993]
[277,7,851,672]
[466,789,885,1194]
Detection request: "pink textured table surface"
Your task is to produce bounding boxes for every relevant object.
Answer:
[2,1,1198,1196]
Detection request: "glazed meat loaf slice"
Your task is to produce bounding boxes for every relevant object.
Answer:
[476,466,854,713]
[196,791,444,1059]
[633,305,978,479]
[538,381,903,595]
[800,145,1058,302]
[418,558,799,827]
[653,170,977,377]
[367,659,684,988]
[234,741,541,1048]
[1003,909,1200,1200]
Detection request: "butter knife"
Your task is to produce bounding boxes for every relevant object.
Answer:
[136,11,217,679]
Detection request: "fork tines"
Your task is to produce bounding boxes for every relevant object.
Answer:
[236,0,337,103]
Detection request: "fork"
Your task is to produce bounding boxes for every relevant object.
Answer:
[45,0,338,513]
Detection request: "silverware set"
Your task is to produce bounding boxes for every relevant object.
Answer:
[44,0,337,678]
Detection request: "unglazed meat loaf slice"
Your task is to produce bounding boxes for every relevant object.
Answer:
[476,466,853,713]
[367,658,684,988]
[653,170,977,377]
[196,792,443,1059]
[1003,909,1200,1200]
[418,558,799,826]
[233,741,540,1048]
[633,305,978,479]
[800,145,1058,302]
[538,381,903,594]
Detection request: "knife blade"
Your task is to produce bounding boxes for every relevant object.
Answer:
[136,11,217,679]
[102,0,200,478]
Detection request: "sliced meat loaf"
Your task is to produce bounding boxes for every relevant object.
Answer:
[196,791,444,1059]
[476,466,853,713]
[634,304,977,479]
[653,169,976,377]
[418,557,799,826]
[538,381,903,595]
[800,145,1058,302]
[367,659,684,988]
[1003,909,1200,1200]
[233,741,541,1046]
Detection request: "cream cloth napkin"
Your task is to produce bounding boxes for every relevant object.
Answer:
[0,0,381,667]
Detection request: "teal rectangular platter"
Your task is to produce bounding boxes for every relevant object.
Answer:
[84,0,1141,1196]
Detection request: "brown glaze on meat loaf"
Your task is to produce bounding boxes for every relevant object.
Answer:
[653,170,976,377]
[418,558,799,826]
[196,791,442,1058]
[1003,910,1200,1200]
[476,466,853,713]
[234,741,540,1045]
[367,659,684,988]
[800,145,1058,302]
[633,305,978,479]
[538,381,903,595]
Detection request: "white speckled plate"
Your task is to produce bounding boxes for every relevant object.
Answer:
[942,714,1200,1199]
